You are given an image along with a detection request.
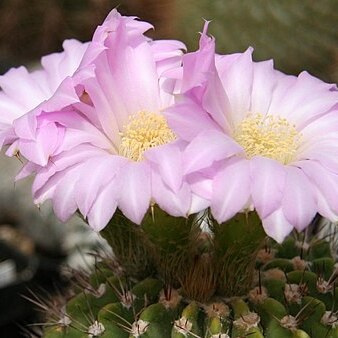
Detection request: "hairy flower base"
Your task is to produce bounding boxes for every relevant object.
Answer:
[119,111,176,161]
[233,113,300,164]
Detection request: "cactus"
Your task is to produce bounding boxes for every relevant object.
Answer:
[38,207,338,338]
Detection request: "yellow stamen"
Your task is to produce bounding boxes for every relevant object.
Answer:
[119,111,175,161]
[233,113,300,164]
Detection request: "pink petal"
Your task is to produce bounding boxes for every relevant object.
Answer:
[202,70,232,134]
[150,39,186,62]
[80,8,152,67]
[150,39,185,78]
[165,98,221,141]
[32,145,107,196]
[211,158,251,223]
[181,21,215,93]
[13,109,38,140]
[13,77,80,141]
[0,92,26,124]
[314,189,338,222]
[299,145,338,173]
[298,160,338,217]
[33,164,82,204]
[267,74,297,118]
[277,72,338,128]
[218,48,254,126]
[298,109,338,143]
[75,156,127,217]
[250,60,276,114]
[53,169,78,222]
[87,178,122,231]
[189,194,210,214]
[41,39,88,91]
[118,161,151,224]
[282,166,316,231]
[18,122,64,166]
[183,130,243,174]
[250,157,286,219]
[40,109,112,153]
[188,172,213,200]
[0,126,16,148]
[145,141,184,192]
[152,170,191,217]
[262,208,294,243]
[104,24,160,120]
[16,162,40,181]
[82,74,121,146]
[0,66,47,109]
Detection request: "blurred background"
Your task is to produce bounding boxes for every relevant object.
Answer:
[1,0,338,80]
[0,0,337,337]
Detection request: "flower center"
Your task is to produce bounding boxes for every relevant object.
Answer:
[233,113,300,164]
[119,111,175,161]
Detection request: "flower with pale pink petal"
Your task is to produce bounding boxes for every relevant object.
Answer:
[165,22,338,243]
[14,10,206,231]
[0,39,88,158]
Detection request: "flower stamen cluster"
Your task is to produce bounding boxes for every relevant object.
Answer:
[119,111,176,161]
[233,113,300,164]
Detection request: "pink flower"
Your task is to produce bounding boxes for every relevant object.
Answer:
[0,39,88,156]
[15,10,206,231]
[165,23,338,242]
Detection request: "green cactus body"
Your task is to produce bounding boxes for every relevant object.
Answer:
[263,258,295,272]
[131,278,164,312]
[44,327,86,338]
[41,209,338,338]
[171,302,202,338]
[98,302,134,338]
[230,298,263,337]
[205,316,226,336]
